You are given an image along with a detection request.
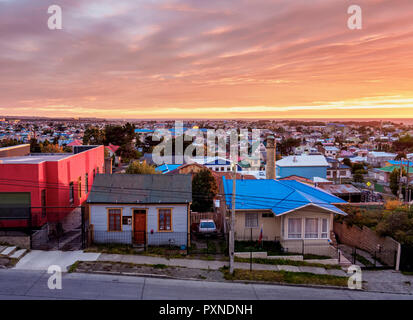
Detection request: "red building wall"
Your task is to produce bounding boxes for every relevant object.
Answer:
[0,146,104,228]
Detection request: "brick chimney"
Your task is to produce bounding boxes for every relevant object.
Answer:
[266,135,276,179]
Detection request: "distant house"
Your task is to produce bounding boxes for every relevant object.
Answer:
[67,139,83,147]
[326,158,352,180]
[321,146,339,158]
[87,174,192,247]
[367,151,396,167]
[276,155,329,180]
[371,165,413,184]
[105,144,121,165]
[221,178,346,255]
[318,184,362,203]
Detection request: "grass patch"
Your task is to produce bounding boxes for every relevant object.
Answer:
[68,261,80,273]
[235,257,341,270]
[303,254,331,260]
[222,268,348,287]
[153,264,168,269]
[402,271,413,276]
[353,253,374,267]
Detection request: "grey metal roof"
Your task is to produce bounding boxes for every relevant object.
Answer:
[87,174,192,204]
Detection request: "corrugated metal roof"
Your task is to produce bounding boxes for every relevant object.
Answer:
[318,184,361,195]
[87,174,192,204]
[276,155,328,167]
[222,178,346,215]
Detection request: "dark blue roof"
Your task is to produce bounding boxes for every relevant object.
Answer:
[222,178,346,215]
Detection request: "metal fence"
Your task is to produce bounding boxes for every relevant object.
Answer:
[90,230,229,256]
[28,207,87,251]
[92,230,188,249]
[335,243,397,269]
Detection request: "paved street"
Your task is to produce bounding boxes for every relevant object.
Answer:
[0,269,412,300]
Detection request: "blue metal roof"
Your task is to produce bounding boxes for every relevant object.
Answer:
[387,160,413,166]
[222,178,346,216]
[155,164,181,174]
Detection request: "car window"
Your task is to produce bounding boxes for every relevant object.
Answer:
[200,222,215,228]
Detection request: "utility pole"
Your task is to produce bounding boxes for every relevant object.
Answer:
[229,162,237,274]
[398,158,404,201]
[406,160,410,204]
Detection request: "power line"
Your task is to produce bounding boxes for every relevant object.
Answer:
[0,176,344,206]
[0,179,343,209]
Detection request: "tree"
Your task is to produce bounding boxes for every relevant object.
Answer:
[277,137,301,155]
[353,172,364,183]
[343,158,352,169]
[40,143,64,153]
[191,169,218,213]
[83,126,105,145]
[389,167,406,196]
[30,138,41,153]
[125,161,158,174]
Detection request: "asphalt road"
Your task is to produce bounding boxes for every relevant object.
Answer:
[0,269,412,300]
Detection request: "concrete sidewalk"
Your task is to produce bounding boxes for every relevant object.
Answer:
[97,253,348,276]
[14,250,101,271]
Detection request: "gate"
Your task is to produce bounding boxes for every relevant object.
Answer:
[335,244,397,269]
[30,206,87,251]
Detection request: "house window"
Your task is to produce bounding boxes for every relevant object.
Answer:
[78,177,82,199]
[85,173,89,194]
[288,218,302,238]
[221,167,225,172]
[69,182,74,204]
[262,213,273,218]
[245,213,258,228]
[340,170,347,176]
[41,189,46,217]
[108,209,122,232]
[321,218,328,238]
[305,218,319,238]
[158,208,172,231]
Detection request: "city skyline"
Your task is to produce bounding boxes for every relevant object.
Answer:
[1,0,413,119]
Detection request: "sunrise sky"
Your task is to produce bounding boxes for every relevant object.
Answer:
[1,0,413,119]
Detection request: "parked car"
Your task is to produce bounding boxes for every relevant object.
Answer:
[198,219,218,237]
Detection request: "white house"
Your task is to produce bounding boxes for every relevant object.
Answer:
[87,174,192,248]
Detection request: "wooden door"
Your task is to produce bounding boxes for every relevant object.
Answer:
[133,209,146,244]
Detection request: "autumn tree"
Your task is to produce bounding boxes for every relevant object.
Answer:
[125,161,159,174]
[191,169,218,213]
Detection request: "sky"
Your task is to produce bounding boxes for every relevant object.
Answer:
[1,0,413,119]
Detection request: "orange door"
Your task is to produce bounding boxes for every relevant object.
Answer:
[133,210,146,244]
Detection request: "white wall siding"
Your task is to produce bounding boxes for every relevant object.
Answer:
[89,204,188,246]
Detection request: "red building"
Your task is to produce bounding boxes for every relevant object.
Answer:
[0,145,105,229]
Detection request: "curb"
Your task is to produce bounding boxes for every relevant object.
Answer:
[73,269,362,292]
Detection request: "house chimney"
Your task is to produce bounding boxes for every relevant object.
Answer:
[266,135,276,179]
[104,157,112,174]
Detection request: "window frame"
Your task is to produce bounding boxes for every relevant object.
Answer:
[69,182,74,204]
[304,218,319,239]
[107,208,123,232]
[321,218,329,239]
[78,177,82,199]
[157,208,173,232]
[287,218,302,239]
[85,173,89,194]
[245,212,259,228]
